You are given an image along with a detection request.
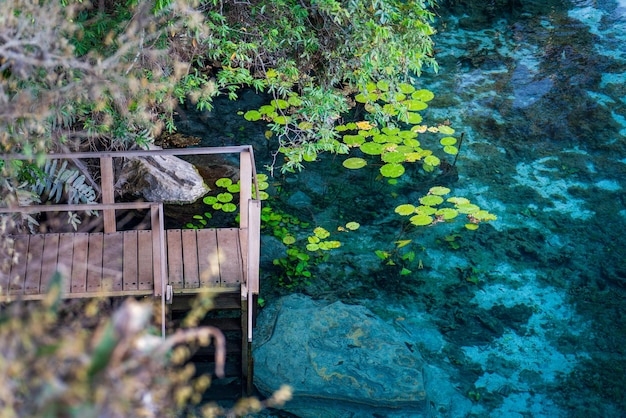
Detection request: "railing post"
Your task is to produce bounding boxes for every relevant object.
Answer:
[100,156,116,233]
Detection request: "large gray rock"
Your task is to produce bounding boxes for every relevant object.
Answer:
[253,294,471,417]
[116,146,209,204]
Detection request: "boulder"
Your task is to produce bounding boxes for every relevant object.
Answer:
[253,294,471,417]
[115,146,209,204]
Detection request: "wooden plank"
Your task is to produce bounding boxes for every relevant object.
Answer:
[166,229,184,289]
[86,233,103,292]
[24,234,44,295]
[71,233,89,293]
[197,229,220,286]
[58,233,75,294]
[247,200,261,295]
[8,235,28,294]
[137,230,153,291]
[1,236,15,296]
[100,156,116,233]
[102,233,123,292]
[216,228,243,287]
[151,205,164,298]
[40,234,60,294]
[181,229,199,289]
[123,231,139,291]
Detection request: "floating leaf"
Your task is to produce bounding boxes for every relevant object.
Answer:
[395,204,416,216]
[343,134,366,146]
[273,115,290,125]
[283,235,296,245]
[308,236,320,244]
[429,186,451,195]
[438,125,455,135]
[360,142,384,155]
[288,95,303,106]
[423,155,441,166]
[395,239,412,248]
[217,193,233,203]
[376,80,390,91]
[443,145,459,155]
[404,100,428,111]
[410,214,433,226]
[345,221,360,230]
[436,208,459,219]
[419,195,444,206]
[380,163,405,178]
[356,121,374,130]
[203,196,217,205]
[271,99,289,109]
[405,112,423,124]
[259,105,275,115]
[306,243,319,251]
[216,178,232,188]
[440,137,457,146]
[456,203,480,214]
[447,197,470,205]
[243,110,261,121]
[411,89,435,101]
[465,223,479,230]
[382,151,405,163]
[343,157,367,169]
[314,227,330,239]
[222,203,237,212]
[416,205,438,215]
[400,268,412,275]
[375,250,389,260]
[227,183,240,193]
[399,83,416,94]
[473,210,497,221]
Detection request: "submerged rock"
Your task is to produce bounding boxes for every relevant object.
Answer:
[253,294,470,417]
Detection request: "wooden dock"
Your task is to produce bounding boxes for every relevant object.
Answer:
[0,146,261,396]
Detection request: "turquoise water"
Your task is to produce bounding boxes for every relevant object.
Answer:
[180,1,626,416]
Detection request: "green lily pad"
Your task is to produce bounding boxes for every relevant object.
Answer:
[345,221,360,230]
[215,178,232,187]
[288,95,303,106]
[203,196,217,205]
[298,121,313,130]
[283,235,296,245]
[438,125,455,135]
[395,204,416,216]
[419,195,444,206]
[243,110,261,121]
[399,83,416,94]
[410,214,433,226]
[343,157,367,169]
[376,80,390,91]
[271,99,289,109]
[429,186,451,195]
[306,243,319,251]
[217,193,233,203]
[456,203,480,214]
[411,89,435,101]
[443,145,459,155]
[416,205,438,215]
[259,105,275,115]
[405,112,423,124]
[227,184,240,193]
[343,134,366,146]
[360,142,384,155]
[424,155,441,166]
[436,208,458,220]
[440,137,457,146]
[404,100,428,111]
[465,223,479,230]
[222,203,237,212]
[380,163,405,178]
[447,197,470,205]
[403,138,420,147]
[273,115,290,125]
[382,151,405,163]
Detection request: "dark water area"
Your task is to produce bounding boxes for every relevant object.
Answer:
[177,0,626,416]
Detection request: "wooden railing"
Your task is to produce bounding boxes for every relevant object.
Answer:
[0,146,261,340]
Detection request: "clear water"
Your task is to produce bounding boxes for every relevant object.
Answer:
[179,0,626,416]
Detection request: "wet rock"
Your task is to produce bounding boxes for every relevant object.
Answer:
[254,294,471,417]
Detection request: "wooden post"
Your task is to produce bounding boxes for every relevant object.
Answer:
[100,156,116,233]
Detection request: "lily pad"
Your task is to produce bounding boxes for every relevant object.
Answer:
[411,89,435,101]
[465,223,479,230]
[399,83,416,94]
[343,157,367,169]
[410,214,433,226]
[419,195,444,206]
[360,142,384,155]
[438,125,455,135]
[395,204,416,216]
[222,202,237,212]
[380,163,405,178]
[404,100,428,111]
[405,112,423,124]
[416,205,438,215]
[429,186,451,195]
[343,134,366,146]
[456,203,480,214]
[447,197,470,205]
[345,221,360,230]
[436,208,458,219]
[243,110,261,121]
[440,137,457,146]
[382,151,405,163]
[424,155,441,166]
[215,178,232,187]
[443,145,459,155]
[271,99,289,109]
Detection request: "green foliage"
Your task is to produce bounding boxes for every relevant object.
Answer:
[0,275,292,416]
